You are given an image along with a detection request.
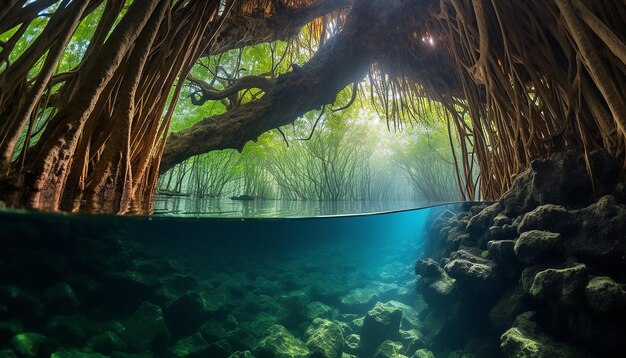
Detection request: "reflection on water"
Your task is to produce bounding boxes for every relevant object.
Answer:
[152,195,436,217]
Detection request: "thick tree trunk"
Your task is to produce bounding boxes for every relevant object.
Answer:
[161,0,392,172]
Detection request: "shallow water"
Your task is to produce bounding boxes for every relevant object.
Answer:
[0,205,452,357]
[152,196,433,218]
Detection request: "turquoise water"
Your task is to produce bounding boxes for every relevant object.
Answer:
[0,205,450,357]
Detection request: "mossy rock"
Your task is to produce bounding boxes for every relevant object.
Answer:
[123,302,170,353]
[170,332,210,358]
[253,325,310,358]
[86,331,128,355]
[50,349,108,358]
[304,318,343,358]
[374,340,406,358]
[10,332,58,358]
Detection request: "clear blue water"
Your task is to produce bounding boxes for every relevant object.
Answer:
[0,205,452,357]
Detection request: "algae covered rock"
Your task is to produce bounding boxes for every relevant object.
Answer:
[10,332,58,358]
[514,230,564,264]
[487,240,516,264]
[229,351,255,358]
[253,325,310,358]
[500,312,588,358]
[86,331,127,355]
[42,283,81,314]
[360,302,402,356]
[0,320,23,344]
[169,332,210,358]
[165,291,220,338]
[339,284,398,313]
[373,340,406,358]
[444,255,500,295]
[529,263,588,309]
[411,349,434,358]
[584,276,626,314]
[517,205,572,234]
[50,349,108,358]
[123,302,170,353]
[344,334,360,354]
[304,318,343,358]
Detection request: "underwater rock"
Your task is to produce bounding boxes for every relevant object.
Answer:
[500,312,588,358]
[0,320,23,345]
[245,313,279,338]
[229,351,255,358]
[380,301,421,331]
[199,320,228,342]
[373,340,406,358]
[204,338,233,357]
[568,196,626,269]
[517,204,572,234]
[169,332,210,358]
[50,349,108,358]
[86,331,128,355]
[123,302,170,353]
[488,284,531,335]
[0,286,44,324]
[44,314,98,346]
[42,283,81,314]
[529,263,588,309]
[10,332,58,358]
[252,324,310,358]
[584,276,626,314]
[0,349,16,358]
[410,349,434,358]
[304,318,343,358]
[514,230,564,264]
[278,291,310,327]
[360,302,402,356]
[399,329,423,356]
[344,334,360,354]
[339,284,398,313]
[306,302,335,321]
[413,259,442,278]
[486,240,517,265]
[65,275,103,305]
[466,202,500,239]
[164,292,216,339]
[443,256,500,296]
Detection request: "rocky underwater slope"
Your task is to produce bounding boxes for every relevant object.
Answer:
[1,150,625,358]
[416,150,626,357]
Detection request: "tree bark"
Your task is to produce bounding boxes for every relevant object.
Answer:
[160,0,390,173]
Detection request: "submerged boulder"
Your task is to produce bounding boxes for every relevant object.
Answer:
[85,331,127,355]
[514,230,564,264]
[584,276,626,314]
[304,318,343,358]
[10,332,58,358]
[529,263,588,309]
[123,302,170,353]
[373,340,406,358]
[443,253,500,296]
[500,312,588,358]
[169,333,210,358]
[253,325,309,358]
[164,292,215,338]
[360,302,402,356]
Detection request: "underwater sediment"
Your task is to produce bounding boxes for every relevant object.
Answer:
[416,150,626,357]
